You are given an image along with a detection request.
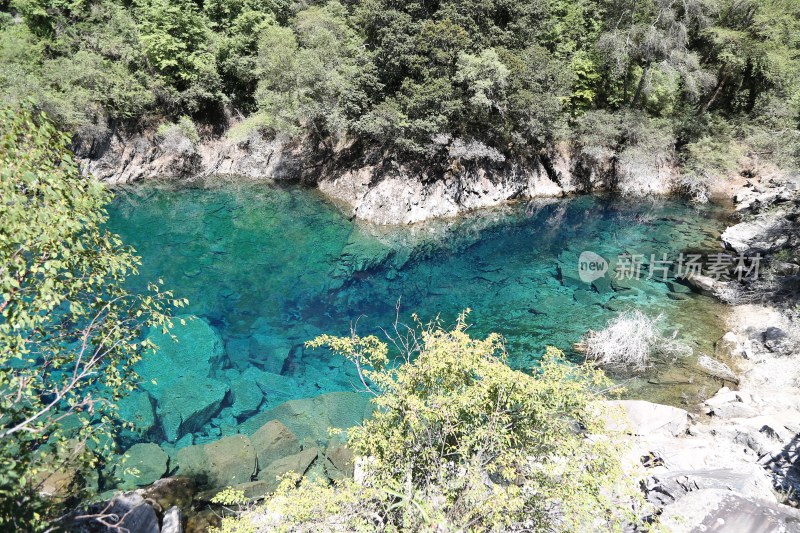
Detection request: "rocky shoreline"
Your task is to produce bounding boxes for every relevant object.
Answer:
[618,171,800,530]
[81,130,678,225]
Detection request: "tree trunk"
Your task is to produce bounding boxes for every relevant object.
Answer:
[623,63,632,105]
[697,69,730,115]
[630,64,650,109]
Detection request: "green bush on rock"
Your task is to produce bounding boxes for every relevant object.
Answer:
[213,312,644,532]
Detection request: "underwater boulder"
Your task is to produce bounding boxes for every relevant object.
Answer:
[241,391,374,443]
[250,420,302,469]
[117,392,157,445]
[153,375,229,442]
[228,376,264,419]
[136,316,227,388]
[111,443,169,489]
[249,332,293,374]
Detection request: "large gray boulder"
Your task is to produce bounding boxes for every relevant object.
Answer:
[659,488,800,533]
[722,218,791,255]
[605,400,689,437]
[256,447,320,491]
[117,392,157,444]
[204,435,258,487]
[175,435,257,488]
[645,467,776,507]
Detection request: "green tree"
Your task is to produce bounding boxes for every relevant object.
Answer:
[213,312,643,531]
[0,106,183,530]
[697,0,800,114]
[135,0,221,113]
[251,1,376,147]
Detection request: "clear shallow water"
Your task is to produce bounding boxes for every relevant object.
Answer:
[108,179,732,448]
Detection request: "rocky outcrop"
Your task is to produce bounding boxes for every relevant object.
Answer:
[81,132,307,185]
[81,130,687,224]
[604,297,800,529]
[317,161,568,225]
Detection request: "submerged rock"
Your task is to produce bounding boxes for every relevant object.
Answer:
[136,316,230,442]
[680,272,717,295]
[154,375,229,442]
[250,420,302,470]
[249,333,292,374]
[112,443,169,489]
[228,377,264,419]
[117,392,157,444]
[241,391,374,443]
[137,316,227,382]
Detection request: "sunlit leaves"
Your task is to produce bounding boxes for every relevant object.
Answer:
[0,106,178,529]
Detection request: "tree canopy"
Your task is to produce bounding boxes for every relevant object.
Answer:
[1,0,798,169]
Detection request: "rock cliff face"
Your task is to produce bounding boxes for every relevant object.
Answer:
[79,132,679,225]
[81,132,309,185]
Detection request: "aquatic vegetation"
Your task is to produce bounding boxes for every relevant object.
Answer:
[583,310,692,371]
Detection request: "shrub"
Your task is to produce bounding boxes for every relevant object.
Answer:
[156,115,201,145]
[214,312,644,532]
[583,309,691,371]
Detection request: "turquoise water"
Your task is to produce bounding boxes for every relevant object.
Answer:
[107,178,731,448]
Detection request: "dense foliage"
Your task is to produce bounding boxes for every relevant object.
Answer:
[0,106,182,530]
[212,313,642,532]
[1,0,798,171]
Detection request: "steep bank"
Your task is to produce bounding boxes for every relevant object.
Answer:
[618,171,800,530]
[80,130,681,225]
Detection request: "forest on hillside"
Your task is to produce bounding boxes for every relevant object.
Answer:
[2,0,799,177]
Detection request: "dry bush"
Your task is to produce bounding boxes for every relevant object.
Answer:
[584,310,691,371]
